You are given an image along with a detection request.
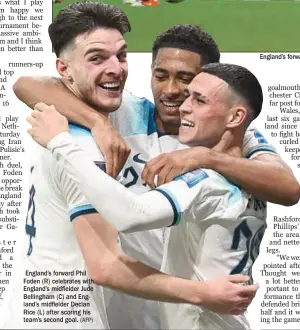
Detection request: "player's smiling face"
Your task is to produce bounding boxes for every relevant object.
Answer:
[151,48,201,134]
[179,73,231,147]
[62,28,128,114]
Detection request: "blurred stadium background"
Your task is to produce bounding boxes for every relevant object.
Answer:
[53,0,300,52]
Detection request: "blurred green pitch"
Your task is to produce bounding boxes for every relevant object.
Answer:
[53,0,300,52]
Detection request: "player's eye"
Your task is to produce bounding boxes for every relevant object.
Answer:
[117,51,127,62]
[90,55,103,63]
[179,76,193,84]
[197,98,205,105]
[155,74,168,81]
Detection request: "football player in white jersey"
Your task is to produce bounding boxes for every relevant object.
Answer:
[3,3,131,329]
[14,23,299,330]
[5,4,261,330]
[28,63,273,329]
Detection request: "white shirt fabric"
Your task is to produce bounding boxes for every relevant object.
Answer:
[3,125,109,329]
[47,127,268,329]
[156,170,266,330]
[100,92,276,330]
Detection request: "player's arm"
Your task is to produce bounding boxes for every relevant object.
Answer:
[54,132,175,232]
[142,147,299,207]
[142,147,300,206]
[59,153,257,313]
[27,105,175,232]
[202,151,299,206]
[59,163,201,306]
[54,151,212,307]
[13,76,130,177]
[73,213,256,314]
[57,152,256,314]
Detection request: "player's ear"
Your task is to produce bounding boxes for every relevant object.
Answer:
[226,106,247,128]
[56,57,73,83]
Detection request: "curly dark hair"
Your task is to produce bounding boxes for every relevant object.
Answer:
[49,1,131,56]
[152,24,220,65]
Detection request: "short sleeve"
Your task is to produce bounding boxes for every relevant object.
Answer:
[243,125,277,159]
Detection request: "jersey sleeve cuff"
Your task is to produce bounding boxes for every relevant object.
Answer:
[47,132,73,151]
[245,145,277,159]
[154,188,182,227]
[69,204,97,222]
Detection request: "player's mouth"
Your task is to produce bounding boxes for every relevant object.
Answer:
[181,119,195,128]
[161,100,183,113]
[98,82,122,94]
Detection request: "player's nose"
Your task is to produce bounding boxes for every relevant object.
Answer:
[179,96,192,114]
[105,56,122,76]
[164,79,180,97]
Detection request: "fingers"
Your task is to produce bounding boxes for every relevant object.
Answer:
[26,115,36,126]
[103,146,114,177]
[230,308,247,315]
[141,166,150,187]
[235,296,254,307]
[237,301,252,309]
[228,274,250,284]
[34,102,53,112]
[92,122,130,178]
[101,141,130,178]
[112,145,119,178]
[142,156,165,188]
[156,166,172,186]
[164,168,182,184]
[142,153,188,187]
[115,143,130,177]
[239,283,259,296]
[227,293,254,315]
[143,166,159,188]
[27,127,33,137]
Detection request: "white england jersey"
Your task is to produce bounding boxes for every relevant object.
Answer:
[106,91,275,330]
[3,125,109,329]
[154,170,266,330]
[46,129,269,330]
[107,92,163,329]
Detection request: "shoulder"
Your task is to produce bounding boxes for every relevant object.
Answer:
[68,124,104,161]
[154,169,248,227]
[243,125,277,158]
[110,90,156,136]
[178,169,245,204]
[157,168,246,210]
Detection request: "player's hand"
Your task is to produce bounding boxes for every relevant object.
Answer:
[91,120,131,178]
[197,274,258,315]
[27,102,68,147]
[142,147,212,188]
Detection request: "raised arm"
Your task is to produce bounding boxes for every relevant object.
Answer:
[14,76,101,127]
[13,76,130,177]
[204,151,299,206]
[141,147,300,206]
[51,131,175,233]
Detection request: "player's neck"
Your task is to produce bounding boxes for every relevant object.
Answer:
[155,115,179,135]
[212,130,243,158]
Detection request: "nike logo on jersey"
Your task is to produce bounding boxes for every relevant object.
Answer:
[133,153,147,164]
